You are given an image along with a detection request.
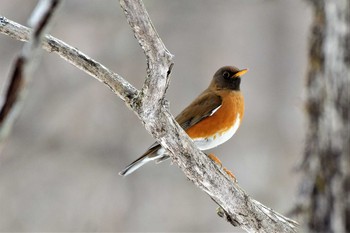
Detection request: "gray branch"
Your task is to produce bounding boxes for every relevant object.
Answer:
[0,0,298,231]
[0,16,137,103]
[0,0,62,141]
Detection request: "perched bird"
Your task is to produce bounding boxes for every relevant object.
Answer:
[119,66,247,176]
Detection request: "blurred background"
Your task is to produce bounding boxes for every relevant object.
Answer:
[0,0,311,232]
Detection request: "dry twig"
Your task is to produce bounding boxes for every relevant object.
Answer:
[0,0,62,141]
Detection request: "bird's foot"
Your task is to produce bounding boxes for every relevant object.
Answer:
[208,153,222,168]
[223,167,237,183]
[207,153,237,182]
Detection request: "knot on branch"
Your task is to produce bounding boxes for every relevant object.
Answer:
[0,16,8,26]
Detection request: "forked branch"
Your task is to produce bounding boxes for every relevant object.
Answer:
[0,0,298,232]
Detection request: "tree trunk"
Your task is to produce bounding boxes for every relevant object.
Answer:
[298,0,350,232]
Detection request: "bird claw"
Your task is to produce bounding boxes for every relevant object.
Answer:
[223,167,237,183]
[208,153,237,182]
[208,153,222,168]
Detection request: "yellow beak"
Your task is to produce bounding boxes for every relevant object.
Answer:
[233,68,248,78]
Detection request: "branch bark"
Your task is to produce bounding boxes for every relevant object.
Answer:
[296,0,350,232]
[0,1,298,232]
[0,16,137,103]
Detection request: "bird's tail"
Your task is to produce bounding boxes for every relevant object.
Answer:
[119,144,168,176]
[119,154,155,176]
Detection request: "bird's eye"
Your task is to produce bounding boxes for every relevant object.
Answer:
[222,71,230,79]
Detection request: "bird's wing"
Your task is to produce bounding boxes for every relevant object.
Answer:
[119,91,223,175]
[175,91,222,130]
[142,92,222,156]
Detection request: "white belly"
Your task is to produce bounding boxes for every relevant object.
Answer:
[193,114,241,150]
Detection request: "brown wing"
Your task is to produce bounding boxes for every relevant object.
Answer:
[143,91,221,159]
[175,91,222,131]
[119,91,222,175]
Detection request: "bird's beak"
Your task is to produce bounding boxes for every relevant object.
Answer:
[233,69,248,78]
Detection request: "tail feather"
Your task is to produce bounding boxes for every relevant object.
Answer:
[119,155,154,176]
[119,144,169,176]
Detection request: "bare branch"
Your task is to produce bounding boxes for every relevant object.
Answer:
[119,1,298,232]
[0,0,62,141]
[0,1,298,231]
[0,16,138,103]
[120,0,174,118]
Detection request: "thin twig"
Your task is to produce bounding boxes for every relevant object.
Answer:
[0,0,62,141]
[0,16,138,103]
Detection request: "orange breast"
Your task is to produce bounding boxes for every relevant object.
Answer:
[186,91,244,139]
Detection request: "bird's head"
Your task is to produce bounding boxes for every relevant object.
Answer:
[210,66,248,91]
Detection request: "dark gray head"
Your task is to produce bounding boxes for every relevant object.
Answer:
[210,66,248,91]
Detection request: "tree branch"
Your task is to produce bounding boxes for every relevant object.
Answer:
[117,0,173,123]
[0,0,62,141]
[0,16,138,103]
[119,1,298,232]
[0,1,298,231]
[120,0,173,116]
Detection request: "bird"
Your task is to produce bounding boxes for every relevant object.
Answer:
[119,66,247,176]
